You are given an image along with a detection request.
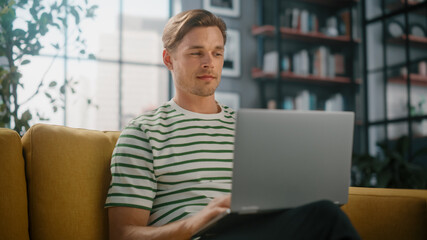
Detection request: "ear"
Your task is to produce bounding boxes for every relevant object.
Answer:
[163,49,173,70]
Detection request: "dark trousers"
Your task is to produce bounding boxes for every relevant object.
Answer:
[209,200,360,240]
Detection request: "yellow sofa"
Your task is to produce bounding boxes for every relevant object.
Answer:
[1,124,426,240]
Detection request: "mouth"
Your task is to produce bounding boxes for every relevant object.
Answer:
[197,75,216,81]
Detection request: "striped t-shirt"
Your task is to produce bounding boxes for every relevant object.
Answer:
[105,99,236,226]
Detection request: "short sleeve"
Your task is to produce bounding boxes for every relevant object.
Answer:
[105,124,157,211]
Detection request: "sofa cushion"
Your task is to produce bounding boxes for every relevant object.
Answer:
[0,128,30,240]
[22,124,120,240]
[343,187,427,240]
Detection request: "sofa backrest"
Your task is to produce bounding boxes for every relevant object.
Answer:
[22,124,120,240]
[0,128,30,240]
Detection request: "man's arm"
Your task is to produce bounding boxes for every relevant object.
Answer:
[109,195,231,240]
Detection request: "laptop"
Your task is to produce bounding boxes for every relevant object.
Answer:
[192,109,355,239]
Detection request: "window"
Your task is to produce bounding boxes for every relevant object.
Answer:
[16,0,170,131]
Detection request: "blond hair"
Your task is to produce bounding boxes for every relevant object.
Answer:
[162,9,227,52]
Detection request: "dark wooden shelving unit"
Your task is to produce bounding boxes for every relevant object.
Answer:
[252,25,358,44]
[387,0,427,13]
[388,74,427,87]
[302,0,358,8]
[252,68,355,84]
[388,35,427,49]
[254,0,362,152]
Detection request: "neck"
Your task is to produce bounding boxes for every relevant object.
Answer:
[173,94,220,114]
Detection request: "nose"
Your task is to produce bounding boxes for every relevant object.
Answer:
[202,53,214,69]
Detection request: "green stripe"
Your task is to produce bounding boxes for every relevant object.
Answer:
[157,176,232,185]
[140,114,184,122]
[116,143,151,153]
[156,187,231,198]
[150,133,234,144]
[152,141,233,151]
[105,203,151,211]
[150,203,207,225]
[144,125,234,135]
[124,126,142,131]
[112,153,153,163]
[143,118,234,128]
[119,134,149,143]
[107,193,154,201]
[169,212,190,223]
[138,109,176,118]
[155,150,233,160]
[153,196,206,209]
[154,158,232,170]
[110,183,156,192]
[111,163,154,173]
[159,168,232,176]
[111,173,156,183]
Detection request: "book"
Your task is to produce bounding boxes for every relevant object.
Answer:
[292,8,300,30]
[300,10,309,33]
[335,54,346,76]
[325,93,344,111]
[263,51,279,74]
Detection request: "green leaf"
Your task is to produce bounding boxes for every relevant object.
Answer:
[79,49,85,54]
[88,53,96,60]
[49,81,57,88]
[21,109,32,121]
[44,92,52,99]
[60,85,65,94]
[13,28,26,37]
[53,106,57,112]
[21,59,30,65]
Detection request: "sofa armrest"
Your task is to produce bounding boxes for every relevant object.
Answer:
[342,187,427,240]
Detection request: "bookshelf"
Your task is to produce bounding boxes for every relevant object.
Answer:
[363,0,427,161]
[253,0,360,111]
[253,0,362,152]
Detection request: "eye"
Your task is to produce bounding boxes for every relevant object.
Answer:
[215,52,223,57]
[190,52,201,55]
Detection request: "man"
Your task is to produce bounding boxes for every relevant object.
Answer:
[106,9,360,240]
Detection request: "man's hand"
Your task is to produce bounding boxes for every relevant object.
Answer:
[184,195,231,235]
[109,195,231,240]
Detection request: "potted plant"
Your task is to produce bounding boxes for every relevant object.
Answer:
[0,0,97,135]
[352,135,427,189]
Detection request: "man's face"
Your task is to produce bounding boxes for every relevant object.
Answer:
[164,26,225,97]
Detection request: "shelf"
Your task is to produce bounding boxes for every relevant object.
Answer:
[252,68,356,84]
[368,114,427,126]
[388,35,427,48]
[388,74,427,86]
[252,26,359,45]
[301,0,359,8]
[387,0,427,14]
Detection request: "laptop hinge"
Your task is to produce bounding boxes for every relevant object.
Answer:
[239,206,260,214]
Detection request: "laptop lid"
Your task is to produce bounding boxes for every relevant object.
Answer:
[230,109,354,213]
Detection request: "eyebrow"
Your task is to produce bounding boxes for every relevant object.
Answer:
[187,45,224,50]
